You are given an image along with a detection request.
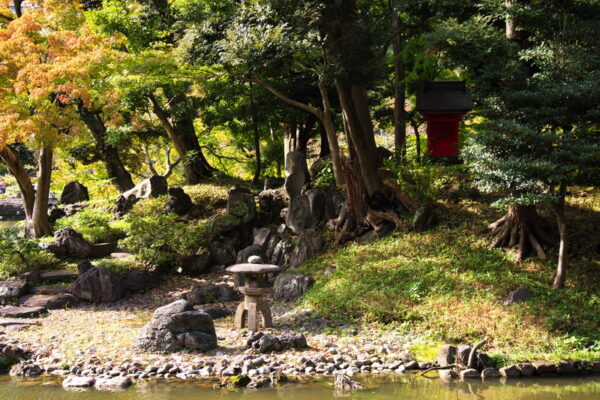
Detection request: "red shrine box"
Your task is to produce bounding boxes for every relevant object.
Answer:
[416,81,472,158]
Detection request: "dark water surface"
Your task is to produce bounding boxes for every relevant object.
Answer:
[1,375,600,400]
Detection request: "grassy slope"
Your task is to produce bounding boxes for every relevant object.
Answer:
[299,188,600,364]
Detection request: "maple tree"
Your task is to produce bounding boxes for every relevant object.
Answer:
[0,0,121,236]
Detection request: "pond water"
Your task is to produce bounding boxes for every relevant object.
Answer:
[0,219,22,230]
[1,375,600,400]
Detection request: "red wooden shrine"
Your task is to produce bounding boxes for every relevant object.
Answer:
[416,81,472,158]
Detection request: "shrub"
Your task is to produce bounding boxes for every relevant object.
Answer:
[120,211,212,269]
[0,228,57,278]
[55,208,126,243]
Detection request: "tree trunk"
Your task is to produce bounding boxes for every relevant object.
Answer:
[336,83,385,200]
[148,94,214,184]
[78,108,135,192]
[489,204,552,261]
[30,147,53,237]
[552,184,568,288]
[0,145,35,219]
[318,121,330,158]
[318,78,344,186]
[391,6,406,160]
[411,120,422,163]
[250,94,261,185]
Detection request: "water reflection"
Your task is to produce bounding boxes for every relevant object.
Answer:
[1,375,600,400]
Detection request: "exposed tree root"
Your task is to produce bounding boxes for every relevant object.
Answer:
[489,204,553,261]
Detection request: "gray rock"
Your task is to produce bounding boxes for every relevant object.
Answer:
[270,239,294,268]
[481,368,501,379]
[19,294,77,309]
[460,368,480,379]
[557,360,579,375]
[334,372,364,391]
[63,203,88,217]
[77,261,94,275]
[202,306,233,320]
[499,365,520,378]
[210,241,237,265]
[9,361,43,377]
[253,228,279,251]
[273,274,315,302]
[60,181,89,205]
[436,345,456,367]
[124,175,168,200]
[182,283,240,305]
[90,243,118,258]
[177,248,211,275]
[236,244,264,264]
[248,255,263,264]
[54,228,92,258]
[503,286,533,305]
[94,377,132,389]
[135,300,217,353]
[0,197,25,217]
[226,186,256,224]
[48,204,66,222]
[438,369,458,380]
[532,360,556,375]
[412,204,436,232]
[123,270,156,292]
[39,241,66,257]
[70,267,124,303]
[40,270,78,281]
[114,193,138,219]
[288,229,323,269]
[516,362,535,377]
[456,344,472,367]
[62,376,95,388]
[0,305,47,318]
[0,280,28,305]
[166,187,194,216]
[258,189,287,223]
[32,285,69,295]
[286,195,316,233]
[247,331,308,353]
[284,151,309,199]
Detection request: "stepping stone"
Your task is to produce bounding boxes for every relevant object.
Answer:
[110,252,133,259]
[40,271,78,282]
[0,280,28,305]
[0,306,48,318]
[19,294,77,310]
[32,285,70,295]
[0,318,41,327]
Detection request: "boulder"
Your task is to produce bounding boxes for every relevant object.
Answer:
[134,299,217,352]
[257,189,287,223]
[182,283,240,305]
[48,204,66,222]
[273,274,315,302]
[166,187,194,216]
[284,151,309,199]
[288,229,324,269]
[124,175,168,200]
[32,285,70,295]
[212,215,241,235]
[177,248,211,275]
[90,243,118,258]
[253,228,278,251]
[499,365,520,378]
[0,280,28,305]
[0,306,47,318]
[456,344,472,367]
[70,267,124,303]
[247,331,308,353]
[309,156,332,181]
[123,270,156,292]
[202,306,233,320]
[94,377,132,389]
[270,239,294,268]
[210,241,237,266]
[62,376,95,388]
[19,294,77,309]
[481,368,501,379]
[77,261,94,275]
[438,369,458,380]
[516,362,535,377]
[459,369,480,379]
[60,181,89,205]
[226,186,256,224]
[286,195,316,233]
[532,360,557,376]
[40,270,78,281]
[39,241,66,258]
[63,203,88,216]
[9,361,43,377]
[54,228,92,258]
[557,360,579,375]
[236,244,264,264]
[114,193,139,219]
[503,286,534,305]
[436,345,457,367]
[0,197,25,217]
[412,204,436,232]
